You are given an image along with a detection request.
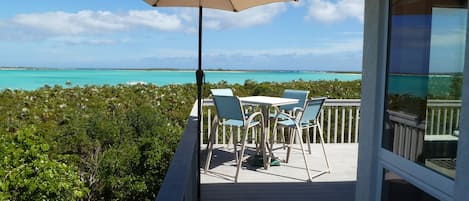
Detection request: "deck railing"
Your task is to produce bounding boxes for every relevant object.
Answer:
[200,99,462,145]
[387,110,426,161]
[387,100,461,161]
[201,99,361,145]
[426,100,461,135]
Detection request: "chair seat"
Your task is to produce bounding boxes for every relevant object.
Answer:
[277,119,313,128]
[269,112,290,120]
[223,119,260,127]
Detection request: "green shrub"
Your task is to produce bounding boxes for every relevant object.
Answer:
[0,127,88,201]
[0,80,361,200]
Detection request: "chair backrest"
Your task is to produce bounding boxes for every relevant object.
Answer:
[212,95,245,122]
[300,97,327,123]
[211,88,233,96]
[280,89,310,111]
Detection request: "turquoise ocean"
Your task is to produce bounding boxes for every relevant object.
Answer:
[0,69,361,90]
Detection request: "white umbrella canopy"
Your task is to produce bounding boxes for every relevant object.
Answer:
[144,0,293,12]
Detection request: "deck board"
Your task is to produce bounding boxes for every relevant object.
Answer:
[201,143,358,201]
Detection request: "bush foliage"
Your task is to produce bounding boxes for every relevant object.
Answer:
[0,79,361,200]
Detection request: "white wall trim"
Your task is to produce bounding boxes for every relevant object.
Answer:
[355,0,389,200]
[454,7,469,201]
[380,149,454,201]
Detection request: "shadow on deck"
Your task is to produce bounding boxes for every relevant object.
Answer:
[201,143,358,201]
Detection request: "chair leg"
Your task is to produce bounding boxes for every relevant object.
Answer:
[295,126,313,182]
[272,117,285,150]
[269,125,276,165]
[286,128,295,163]
[205,117,219,173]
[317,124,331,171]
[272,119,277,145]
[253,127,258,155]
[265,125,273,170]
[281,127,286,150]
[206,116,218,151]
[233,127,238,164]
[306,128,312,154]
[228,126,234,149]
[228,130,232,149]
[235,127,250,183]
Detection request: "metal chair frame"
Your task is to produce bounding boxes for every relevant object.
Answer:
[205,95,264,183]
[272,97,331,181]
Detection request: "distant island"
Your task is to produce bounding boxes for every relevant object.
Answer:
[0,66,362,74]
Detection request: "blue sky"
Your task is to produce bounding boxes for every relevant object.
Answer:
[0,0,364,71]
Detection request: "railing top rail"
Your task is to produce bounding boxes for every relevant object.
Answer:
[427,100,462,103]
[427,100,461,107]
[155,102,198,201]
[202,98,361,107]
[387,110,426,129]
[324,99,361,106]
[204,99,460,107]
[203,98,214,106]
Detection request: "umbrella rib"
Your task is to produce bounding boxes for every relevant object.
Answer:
[228,0,238,12]
[151,0,161,6]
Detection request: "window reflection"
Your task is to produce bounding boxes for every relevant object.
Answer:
[383,0,466,179]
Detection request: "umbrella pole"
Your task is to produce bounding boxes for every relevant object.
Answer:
[196,5,203,201]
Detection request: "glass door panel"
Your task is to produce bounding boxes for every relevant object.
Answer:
[382,0,467,179]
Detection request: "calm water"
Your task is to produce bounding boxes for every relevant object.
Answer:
[0,70,361,90]
[388,74,461,98]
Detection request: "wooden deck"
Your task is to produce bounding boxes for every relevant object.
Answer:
[201,143,358,201]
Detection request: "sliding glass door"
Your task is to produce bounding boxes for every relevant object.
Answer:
[380,0,467,200]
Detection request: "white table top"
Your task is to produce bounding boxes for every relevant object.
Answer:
[240,96,298,106]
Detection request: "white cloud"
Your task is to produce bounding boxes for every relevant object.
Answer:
[10,10,184,35]
[203,3,287,30]
[430,28,466,47]
[136,38,362,68]
[306,0,363,23]
[125,10,183,31]
[51,37,120,46]
[2,6,288,39]
[135,38,363,70]
[204,38,363,57]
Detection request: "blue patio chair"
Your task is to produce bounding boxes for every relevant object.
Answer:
[270,89,309,150]
[271,89,310,118]
[208,88,235,147]
[210,88,234,96]
[272,97,330,181]
[209,88,258,151]
[205,95,264,183]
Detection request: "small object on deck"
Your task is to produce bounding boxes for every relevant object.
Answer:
[248,155,281,167]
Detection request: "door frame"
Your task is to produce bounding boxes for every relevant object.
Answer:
[357,0,469,200]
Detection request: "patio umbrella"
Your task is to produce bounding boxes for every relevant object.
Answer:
[143,0,296,194]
